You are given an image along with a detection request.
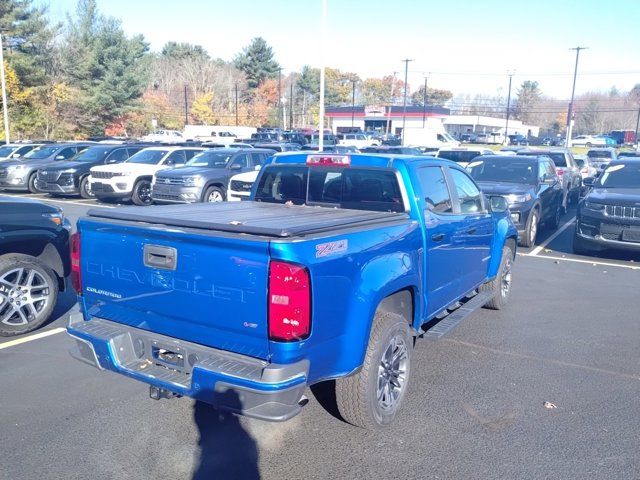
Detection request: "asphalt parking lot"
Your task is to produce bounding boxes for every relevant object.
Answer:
[1,193,639,480]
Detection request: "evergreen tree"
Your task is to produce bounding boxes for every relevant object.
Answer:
[233,37,279,89]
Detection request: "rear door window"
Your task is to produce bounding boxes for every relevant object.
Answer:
[59,147,77,159]
[164,150,187,165]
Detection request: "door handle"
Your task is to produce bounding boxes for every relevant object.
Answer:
[467,227,477,235]
[431,233,445,243]
[144,245,177,271]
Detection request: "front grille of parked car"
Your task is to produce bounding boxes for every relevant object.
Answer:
[0,169,7,178]
[605,205,640,219]
[155,176,185,185]
[91,182,114,193]
[38,171,61,182]
[92,171,115,179]
[152,193,181,201]
[230,180,253,192]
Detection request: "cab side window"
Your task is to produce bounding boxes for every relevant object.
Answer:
[417,166,453,214]
[164,150,187,166]
[449,168,484,214]
[538,161,547,181]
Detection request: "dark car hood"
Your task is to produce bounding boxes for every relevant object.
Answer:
[476,181,533,196]
[587,188,640,206]
[39,160,85,172]
[156,166,229,179]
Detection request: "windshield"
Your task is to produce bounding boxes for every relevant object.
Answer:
[72,147,112,162]
[467,158,537,184]
[588,151,613,159]
[186,151,233,168]
[438,151,483,163]
[24,146,60,159]
[597,163,640,188]
[0,146,17,157]
[126,149,168,164]
[254,165,404,213]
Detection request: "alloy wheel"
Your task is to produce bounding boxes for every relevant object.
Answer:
[376,334,408,412]
[0,268,51,326]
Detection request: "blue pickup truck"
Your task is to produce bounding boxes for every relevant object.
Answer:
[67,153,517,428]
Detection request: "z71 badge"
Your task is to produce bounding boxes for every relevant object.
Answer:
[316,239,348,258]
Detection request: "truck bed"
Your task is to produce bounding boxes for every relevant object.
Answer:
[87,202,409,238]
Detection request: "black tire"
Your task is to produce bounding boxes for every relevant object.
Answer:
[131,179,153,206]
[335,311,412,429]
[520,208,539,248]
[79,176,93,199]
[586,142,592,148]
[203,185,225,203]
[547,203,561,230]
[0,254,59,337]
[480,244,514,310]
[28,173,38,193]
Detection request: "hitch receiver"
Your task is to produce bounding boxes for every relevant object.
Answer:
[149,386,178,400]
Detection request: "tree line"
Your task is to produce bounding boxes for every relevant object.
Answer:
[2,0,637,139]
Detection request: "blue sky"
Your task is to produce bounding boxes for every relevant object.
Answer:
[40,0,640,98]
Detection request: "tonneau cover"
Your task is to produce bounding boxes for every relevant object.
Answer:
[87,202,408,238]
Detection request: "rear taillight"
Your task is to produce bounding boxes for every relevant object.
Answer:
[557,168,564,176]
[70,232,82,294]
[268,260,311,341]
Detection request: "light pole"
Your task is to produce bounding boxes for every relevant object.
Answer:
[234,83,239,126]
[401,58,413,146]
[565,46,587,148]
[0,34,10,143]
[278,68,282,129]
[290,83,294,130]
[351,79,356,129]
[386,71,398,136]
[634,104,640,150]
[422,75,428,128]
[504,71,514,145]
[183,85,188,125]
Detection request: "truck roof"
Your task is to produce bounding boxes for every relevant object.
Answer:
[86,202,408,238]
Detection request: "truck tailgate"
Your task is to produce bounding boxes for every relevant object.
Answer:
[79,219,271,360]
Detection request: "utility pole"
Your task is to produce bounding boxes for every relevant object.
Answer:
[183,85,188,125]
[422,75,428,128]
[0,34,10,143]
[401,59,413,146]
[278,68,282,130]
[565,46,588,148]
[290,83,294,130]
[386,71,398,136]
[504,71,514,145]
[318,0,327,152]
[235,83,239,126]
[351,79,356,129]
[634,104,640,150]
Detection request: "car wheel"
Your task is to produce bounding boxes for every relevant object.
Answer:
[79,176,94,199]
[520,209,539,248]
[336,311,412,428]
[480,243,514,310]
[28,173,38,193]
[586,142,592,148]
[204,186,225,203]
[131,179,153,206]
[0,254,58,337]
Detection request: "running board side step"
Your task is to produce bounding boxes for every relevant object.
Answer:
[420,290,494,340]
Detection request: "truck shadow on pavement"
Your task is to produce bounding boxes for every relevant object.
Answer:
[192,394,260,480]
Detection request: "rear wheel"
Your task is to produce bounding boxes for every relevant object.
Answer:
[480,244,514,310]
[336,312,411,428]
[79,176,93,199]
[204,186,225,203]
[0,254,58,337]
[520,209,538,248]
[131,179,152,206]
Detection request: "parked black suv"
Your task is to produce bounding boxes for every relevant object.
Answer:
[467,155,563,247]
[574,160,640,255]
[0,197,71,336]
[35,144,147,198]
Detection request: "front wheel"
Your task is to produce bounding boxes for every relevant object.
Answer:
[203,186,225,203]
[480,244,514,310]
[336,312,412,428]
[520,209,538,248]
[28,173,38,193]
[79,176,94,199]
[0,254,58,337]
[131,179,152,206]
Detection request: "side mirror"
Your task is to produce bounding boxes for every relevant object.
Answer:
[254,165,262,171]
[489,195,508,213]
[583,177,595,187]
[55,155,65,160]
[230,163,242,170]
[165,160,175,166]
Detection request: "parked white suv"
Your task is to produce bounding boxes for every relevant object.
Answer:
[89,147,204,205]
[228,169,260,201]
[570,135,607,148]
[338,133,378,149]
[141,130,185,143]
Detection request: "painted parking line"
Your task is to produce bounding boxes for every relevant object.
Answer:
[518,252,640,271]
[529,217,576,256]
[0,193,114,208]
[0,327,67,351]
